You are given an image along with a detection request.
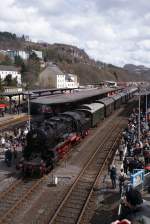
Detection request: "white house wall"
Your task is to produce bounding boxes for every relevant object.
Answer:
[57,75,66,88]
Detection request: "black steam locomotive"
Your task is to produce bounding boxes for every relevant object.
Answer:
[21,111,90,175]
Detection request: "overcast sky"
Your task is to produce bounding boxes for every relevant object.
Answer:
[1,0,150,67]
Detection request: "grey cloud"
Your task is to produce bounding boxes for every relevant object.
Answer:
[1,0,150,66]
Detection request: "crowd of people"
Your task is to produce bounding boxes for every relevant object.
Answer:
[0,125,29,167]
[122,108,150,169]
[110,108,150,190]
[109,108,150,224]
[0,99,25,117]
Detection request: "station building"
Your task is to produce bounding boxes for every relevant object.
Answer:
[39,64,78,89]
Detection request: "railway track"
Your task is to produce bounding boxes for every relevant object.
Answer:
[0,177,45,224]
[48,119,125,224]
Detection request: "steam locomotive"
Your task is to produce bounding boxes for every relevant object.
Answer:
[20,111,90,175]
[19,88,137,176]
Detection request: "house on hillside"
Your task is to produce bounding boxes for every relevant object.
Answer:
[0,65,21,85]
[39,64,66,88]
[39,64,79,89]
[32,50,43,60]
[7,49,43,60]
[7,50,29,60]
[65,73,79,88]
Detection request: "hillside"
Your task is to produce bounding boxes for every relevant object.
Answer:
[124,64,150,82]
[0,31,149,85]
[0,32,26,50]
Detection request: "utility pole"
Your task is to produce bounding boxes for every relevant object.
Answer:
[27,90,31,131]
[145,89,148,129]
[138,88,141,143]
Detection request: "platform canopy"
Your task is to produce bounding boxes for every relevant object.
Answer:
[30,88,116,105]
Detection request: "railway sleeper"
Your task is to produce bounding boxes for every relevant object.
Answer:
[74,186,92,193]
[68,194,88,202]
[55,217,75,224]
[65,202,83,209]
[79,178,95,183]
[74,187,90,193]
[83,171,98,176]
[71,193,88,199]
[81,172,96,178]
[78,180,93,185]
[70,195,88,202]
[60,207,80,216]
[72,190,88,196]
[58,213,77,219]
[68,198,85,205]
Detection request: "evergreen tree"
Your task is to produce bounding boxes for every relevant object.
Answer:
[14,55,24,67]
[0,77,4,91]
[3,74,17,86]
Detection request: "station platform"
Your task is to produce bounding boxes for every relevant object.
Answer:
[0,113,28,123]
[0,113,29,131]
[91,148,150,224]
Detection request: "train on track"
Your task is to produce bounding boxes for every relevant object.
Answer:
[19,88,137,176]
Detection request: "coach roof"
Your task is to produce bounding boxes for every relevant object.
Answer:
[96,97,114,106]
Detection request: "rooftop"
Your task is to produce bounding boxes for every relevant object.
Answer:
[30,88,116,105]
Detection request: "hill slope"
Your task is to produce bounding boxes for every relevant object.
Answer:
[0,31,149,84]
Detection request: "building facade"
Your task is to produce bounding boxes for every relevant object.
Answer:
[7,50,29,60]
[32,50,43,60]
[65,73,79,88]
[0,65,21,84]
[39,64,79,89]
[57,74,66,88]
[7,49,43,60]
[39,64,66,88]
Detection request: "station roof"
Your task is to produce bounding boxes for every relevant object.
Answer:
[30,88,118,105]
[0,87,79,97]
